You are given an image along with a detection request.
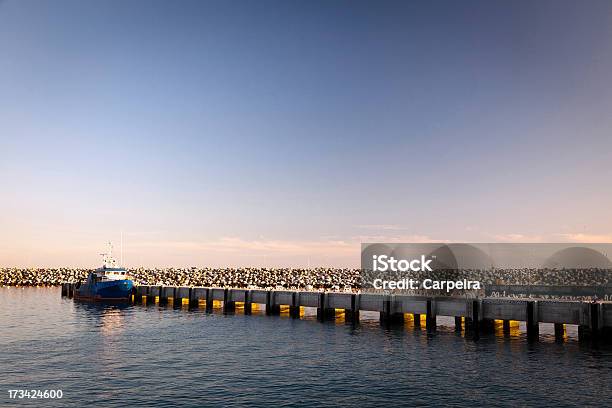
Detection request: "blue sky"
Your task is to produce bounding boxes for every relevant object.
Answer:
[1,0,611,267]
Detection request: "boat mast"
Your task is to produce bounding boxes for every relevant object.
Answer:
[100,242,117,269]
[120,231,124,267]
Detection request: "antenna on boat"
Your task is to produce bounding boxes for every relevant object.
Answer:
[120,230,124,267]
[101,241,115,268]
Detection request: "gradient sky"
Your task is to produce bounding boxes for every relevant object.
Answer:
[1,0,611,267]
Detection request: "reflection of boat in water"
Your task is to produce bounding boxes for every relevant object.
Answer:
[75,243,133,302]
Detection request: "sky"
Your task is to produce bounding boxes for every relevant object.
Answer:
[1,0,611,267]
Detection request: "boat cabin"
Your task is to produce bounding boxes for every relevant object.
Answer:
[93,242,129,281]
[95,267,129,281]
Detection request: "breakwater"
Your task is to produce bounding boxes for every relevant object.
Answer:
[61,283,612,343]
[1,267,360,290]
[4,267,612,291]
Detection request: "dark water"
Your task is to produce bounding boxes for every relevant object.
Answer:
[1,288,611,407]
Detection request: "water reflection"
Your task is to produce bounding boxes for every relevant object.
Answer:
[1,288,612,408]
[73,301,130,336]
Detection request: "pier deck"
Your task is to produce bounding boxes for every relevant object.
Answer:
[62,283,612,342]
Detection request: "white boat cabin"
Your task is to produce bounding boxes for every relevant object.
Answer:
[95,243,129,281]
[95,267,128,281]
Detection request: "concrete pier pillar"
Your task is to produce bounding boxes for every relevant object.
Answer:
[414,314,421,328]
[590,303,601,341]
[223,288,235,314]
[325,308,337,320]
[464,317,473,332]
[455,316,462,332]
[380,298,403,326]
[223,301,235,314]
[159,286,168,305]
[317,293,326,321]
[266,291,280,316]
[580,303,602,342]
[289,292,300,318]
[345,294,360,324]
[188,288,198,308]
[466,300,480,340]
[503,320,511,336]
[172,287,180,308]
[132,287,140,304]
[289,306,300,318]
[526,301,539,341]
[379,299,389,324]
[316,293,335,321]
[244,291,252,315]
[244,302,253,314]
[578,325,591,341]
[205,289,213,313]
[344,309,353,322]
[378,298,388,324]
[554,323,564,341]
[61,283,67,297]
[426,299,436,332]
[480,319,495,334]
[152,286,161,304]
[317,308,335,321]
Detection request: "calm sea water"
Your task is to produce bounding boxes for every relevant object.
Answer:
[1,287,611,407]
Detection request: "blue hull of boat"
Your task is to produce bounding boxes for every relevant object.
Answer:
[75,279,134,301]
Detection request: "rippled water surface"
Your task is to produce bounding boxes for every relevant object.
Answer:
[1,287,611,407]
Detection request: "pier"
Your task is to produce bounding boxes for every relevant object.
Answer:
[62,283,612,343]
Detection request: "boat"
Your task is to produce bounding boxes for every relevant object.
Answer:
[74,242,134,302]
